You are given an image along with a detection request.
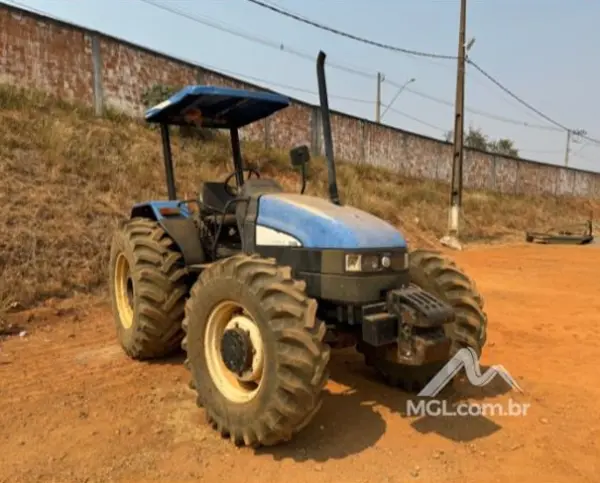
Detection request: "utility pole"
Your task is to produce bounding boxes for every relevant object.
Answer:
[564,129,572,166]
[564,129,587,166]
[440,0,467,251]
[376,72,383,123]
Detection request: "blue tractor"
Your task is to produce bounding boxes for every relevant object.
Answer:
[108,51,487,447]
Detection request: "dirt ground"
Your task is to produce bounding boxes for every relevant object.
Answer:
[1,243,599,483]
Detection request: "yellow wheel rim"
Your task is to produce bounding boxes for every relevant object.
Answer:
[114,253,134,329]
[205,300,265,404]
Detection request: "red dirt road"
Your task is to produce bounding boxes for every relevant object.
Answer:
[1,244,599,483]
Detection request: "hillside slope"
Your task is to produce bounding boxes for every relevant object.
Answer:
[0,85,598,310]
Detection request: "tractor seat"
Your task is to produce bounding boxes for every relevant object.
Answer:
[200,182,236,214]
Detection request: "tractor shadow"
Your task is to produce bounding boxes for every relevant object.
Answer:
[257,371,387,462]
[261,349,515,462]
[332,350,515,441]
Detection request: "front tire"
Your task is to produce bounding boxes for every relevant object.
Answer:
[409,249,487,356]
[182,254,329,447]
[359,249,487,391]
[108,218,189,359]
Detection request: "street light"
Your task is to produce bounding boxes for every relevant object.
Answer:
[466,37,476,53]
[380,77,416,120]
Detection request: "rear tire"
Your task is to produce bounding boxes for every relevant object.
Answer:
[182,254,329,447]
[359,249,487,391]
[108,217,189,359]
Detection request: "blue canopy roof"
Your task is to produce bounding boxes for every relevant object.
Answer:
[144,85,290,129]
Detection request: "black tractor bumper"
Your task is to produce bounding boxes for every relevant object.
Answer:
[360,284,454,365]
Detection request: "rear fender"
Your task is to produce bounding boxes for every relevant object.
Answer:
[130,201,205,265]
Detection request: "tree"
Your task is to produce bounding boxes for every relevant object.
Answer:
[445,125,519,157]
[487,138,519,157]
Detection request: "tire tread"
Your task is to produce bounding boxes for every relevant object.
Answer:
[182,254,329,447]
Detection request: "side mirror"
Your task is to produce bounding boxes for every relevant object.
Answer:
[289,145,310,167]
[289,145,310,194]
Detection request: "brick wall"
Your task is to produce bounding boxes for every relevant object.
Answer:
[1,4,599,198]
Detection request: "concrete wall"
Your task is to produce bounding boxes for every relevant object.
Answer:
[1,4,599,198]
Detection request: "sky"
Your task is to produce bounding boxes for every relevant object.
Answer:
[5,0,600,172]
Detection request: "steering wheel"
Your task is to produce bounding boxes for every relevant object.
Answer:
[223,168,261,196]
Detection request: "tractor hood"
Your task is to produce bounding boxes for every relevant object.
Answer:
[255,193,406,249]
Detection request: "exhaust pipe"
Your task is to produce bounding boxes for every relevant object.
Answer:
[316,51,341,206]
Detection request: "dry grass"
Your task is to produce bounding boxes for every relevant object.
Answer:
[0,84,598,309]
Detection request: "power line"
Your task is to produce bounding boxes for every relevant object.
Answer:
[580,134,600,147]
[464,60,558,126]
[3,0,446,133]
[201,60,447,132]
[240,0,593,136]
[465,59,570,132]
[242,0,600,144]
[137,0,374,79]
[386,79,562,132]
[386,107,447,133]
[256,0,539,126]
[211,66,374,104]
[135,0,568,134]
[468,59,600,148]
[243,0,457,61]
[5,0,595,155]
[139,0,568,134]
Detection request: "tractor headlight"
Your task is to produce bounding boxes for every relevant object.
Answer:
[381,255,392,268]
[345,254,362,272]
[344,252,407,272]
